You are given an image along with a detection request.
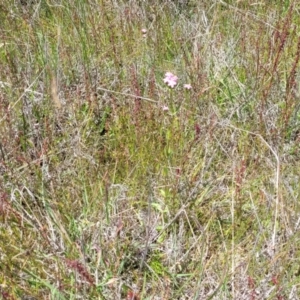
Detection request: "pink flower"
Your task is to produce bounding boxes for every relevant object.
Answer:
[162,105,169,111]
[184,84,192,90]
[141,28,147,38]
[163,72,178,88]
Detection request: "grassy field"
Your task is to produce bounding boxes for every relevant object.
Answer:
[1,0,300,299]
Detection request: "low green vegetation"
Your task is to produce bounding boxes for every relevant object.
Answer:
[0,1,300,299]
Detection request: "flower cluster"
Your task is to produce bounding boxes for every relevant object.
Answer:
[183,83,192,90]
[163,72,192,90]
[163,72,178,88]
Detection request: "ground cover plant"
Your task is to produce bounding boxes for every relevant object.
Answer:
[0,0,300,299]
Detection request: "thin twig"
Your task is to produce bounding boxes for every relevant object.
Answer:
[96,86,158,103]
